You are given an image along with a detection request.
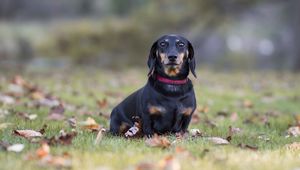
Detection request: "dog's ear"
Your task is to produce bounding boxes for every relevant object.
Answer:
[187,41,197,78]
[147,41,157,77]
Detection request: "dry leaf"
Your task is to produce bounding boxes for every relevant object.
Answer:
[243,99,253,108]
[94,128,106,145]
[67,117,77,128]
[237,143,258,151]
[286,126,300,137]
[230,112,238,122]
[14,129,43,139]
[197,105,209,113]
[158,155,181,170]
[36,142,50,158]
[191,113,200,124]
[79,117,100,131]
[207,137,229,145]
[145,134,171,148]
[285,142,300,151]
[0,94,15,105]
[45,130,77,146]
[0,123,12,130]
[7,144,25,153]
[96,98,108,109]
[18,112,37,120]
[48,104,65,121]
[190,129,202,137]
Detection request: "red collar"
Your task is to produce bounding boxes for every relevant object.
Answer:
[156,75,188,85]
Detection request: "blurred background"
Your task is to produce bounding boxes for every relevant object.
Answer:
[0,0,299,72]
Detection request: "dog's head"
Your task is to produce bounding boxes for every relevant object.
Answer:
[147,34,196,79]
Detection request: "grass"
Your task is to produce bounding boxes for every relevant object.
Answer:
[0,68,300,170]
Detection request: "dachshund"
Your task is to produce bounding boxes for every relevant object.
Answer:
[109,34,197,137]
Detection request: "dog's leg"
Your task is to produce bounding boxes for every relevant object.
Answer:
[142,112,153,138]
[172,113,184,133]
[109,108,133,136]
[180,115,192,133]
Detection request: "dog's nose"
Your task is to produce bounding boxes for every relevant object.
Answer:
[168,55,177,61]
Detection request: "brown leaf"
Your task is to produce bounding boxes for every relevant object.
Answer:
[18,112,37,120]
[36,142,50,158]
[191,113,200,124]
[230,112,238,122]
[67,117,77,128]
[14,129,43,139]
[243,99,254,108]
[45,130,77,146]
[94,128,106,145]
[79,117,101,131]
[286,126,300,137]
[96,98,108,109]
[237,143,258,151]
[190,129,202,137]
[285,142,300,151]
[145,134,171,148]
[207,137,229,145]
[158,155,181,170]
[48,104,65,121]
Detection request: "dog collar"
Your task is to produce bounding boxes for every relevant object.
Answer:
[156,75,188,85]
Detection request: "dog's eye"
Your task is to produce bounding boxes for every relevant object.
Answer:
[160,42,167,47]
[177,42,185,48]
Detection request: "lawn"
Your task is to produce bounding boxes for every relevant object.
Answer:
[0,68,300,170]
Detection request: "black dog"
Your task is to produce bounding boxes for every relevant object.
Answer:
[109,34,196,137]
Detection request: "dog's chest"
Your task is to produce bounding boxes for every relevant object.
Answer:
[146,99,194,132]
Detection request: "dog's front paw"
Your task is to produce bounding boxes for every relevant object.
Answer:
[143,130,154,138]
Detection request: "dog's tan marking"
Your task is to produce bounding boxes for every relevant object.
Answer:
[178,52,185,62]
[180,107,194,116]
[119,122,130,133]
[164,66,180,76]
[148,104,166,115]
[159,52,167,62]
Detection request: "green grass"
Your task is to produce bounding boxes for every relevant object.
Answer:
[1,69,300,170]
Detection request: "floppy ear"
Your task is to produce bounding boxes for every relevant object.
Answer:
[188,41,197,78]
[147,41,157,77]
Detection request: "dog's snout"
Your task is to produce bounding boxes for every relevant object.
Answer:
[168,55,177,61]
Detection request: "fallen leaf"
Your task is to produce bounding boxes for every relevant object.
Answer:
[0,123,12,130]
[0,94,15,105]
[0,140,10,150]
[207,137,229,145]
[36,142,50,158]
[48,104,65,121]
[135,162,156,170]
[158,155,180,170]
[145,134,171,148]
[96,98,108,109]
[230,112,238,122]
[18,112,37,120]
[190,129,202,137]
[191,113,200,124]
[45,130,77,146]
[237,143,258,151]
[243,99,253,108]
[197,105,209,113]
[14,129,43,139]
[7,144,25,153]
[67,117,77,128]
[94,128,106,145]
[286,126,300,137]
[79,117,101,131]
[285,142,300,151]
